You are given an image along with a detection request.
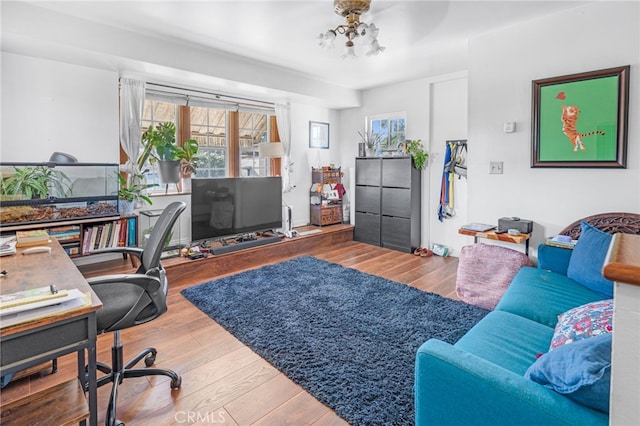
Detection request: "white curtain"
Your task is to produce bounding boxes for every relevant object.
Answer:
[119,78,146,176]
[275,102,294,192]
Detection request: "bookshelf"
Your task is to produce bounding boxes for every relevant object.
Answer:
[310,167,343,226]
[0,215,138,258]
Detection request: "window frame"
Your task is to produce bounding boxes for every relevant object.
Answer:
[366,112,407,155]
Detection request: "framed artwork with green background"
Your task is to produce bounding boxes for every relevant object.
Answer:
[531,66,629,168]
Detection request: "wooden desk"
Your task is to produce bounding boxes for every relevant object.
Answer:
[458,228,531,255]
[0,239,102,426]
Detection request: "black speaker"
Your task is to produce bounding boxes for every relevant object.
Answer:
[498,217,533,233]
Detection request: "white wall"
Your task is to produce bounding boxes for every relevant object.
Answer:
[467,1,640,256]
[1,52,119,162]
[428,74,469,256]
[286,103,341,227]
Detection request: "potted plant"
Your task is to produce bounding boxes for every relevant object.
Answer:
[358,131,383,157]
[405,139,429,170]
[117,173,155,214]
[1,165,71,200]
[138,122,186,184]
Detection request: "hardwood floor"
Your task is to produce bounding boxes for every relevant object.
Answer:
[1,238,459,425]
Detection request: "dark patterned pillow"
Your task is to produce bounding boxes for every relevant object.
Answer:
[550,299,613,351]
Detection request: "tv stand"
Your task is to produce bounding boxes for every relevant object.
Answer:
[208,234,281,255]
[161,224,354,287]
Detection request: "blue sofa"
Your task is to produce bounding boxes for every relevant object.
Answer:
[415,243,610,425]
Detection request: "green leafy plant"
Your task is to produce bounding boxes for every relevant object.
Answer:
[117,173,155,205]
[1,166,71,199]
[405,139,429,170]
[179,138,201,178]
[138,122,186,168]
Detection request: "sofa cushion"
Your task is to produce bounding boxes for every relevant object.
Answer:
[566,221,614,298]
[455,310,554,375]
[550,299,613,351]
[456,243,533,310]
[525,332,612,413]
[495,267,605,328]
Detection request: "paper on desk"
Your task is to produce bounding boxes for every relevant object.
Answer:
[0,290,90,328]
[0,241,16,257]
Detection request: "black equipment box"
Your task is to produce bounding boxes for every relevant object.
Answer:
[498,217,533,234]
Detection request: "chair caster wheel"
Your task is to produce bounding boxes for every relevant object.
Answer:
[170,376,182,389]
[116,420,125,426]
[144,354,156,367]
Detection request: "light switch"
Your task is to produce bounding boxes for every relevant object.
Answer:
[503,122,516,133]
[489,161,503,174]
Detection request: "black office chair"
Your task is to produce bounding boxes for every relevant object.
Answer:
[87,201,186,426]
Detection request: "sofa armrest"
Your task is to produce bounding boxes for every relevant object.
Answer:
[537,243,572,275]
[415,339,607,426]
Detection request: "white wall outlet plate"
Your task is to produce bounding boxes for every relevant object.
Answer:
[503,122,516,133]
[489,161,503,174]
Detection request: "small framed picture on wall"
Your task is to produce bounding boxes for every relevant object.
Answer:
[309,121,329,149]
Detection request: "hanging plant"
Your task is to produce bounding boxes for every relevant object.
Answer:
[405,139,429,170]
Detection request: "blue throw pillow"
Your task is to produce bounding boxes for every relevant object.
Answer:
[525,333,612,413]
[566,221,614,297]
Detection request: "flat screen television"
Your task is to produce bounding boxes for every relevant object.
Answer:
[191,177,282,242]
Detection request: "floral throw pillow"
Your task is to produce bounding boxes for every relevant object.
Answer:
[549,299,613,351]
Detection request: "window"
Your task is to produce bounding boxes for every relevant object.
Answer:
[368,113,406,154]
[136,85,276,187]
[190,106,227,177]
[239,111,270,177]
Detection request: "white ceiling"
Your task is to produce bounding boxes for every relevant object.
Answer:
[27,1,589,91]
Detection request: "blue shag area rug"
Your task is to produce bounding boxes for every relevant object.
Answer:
[181,256,488,425]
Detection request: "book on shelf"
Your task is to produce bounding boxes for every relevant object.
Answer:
[118,218,127,246]
[98,223,110,249]
[460,223,496,232]
[82,227,92,254]
[48,225,81,241]
[15,230,50,247]
[127,217,137,246]
[62,242,81,256]
[112,221,121,248]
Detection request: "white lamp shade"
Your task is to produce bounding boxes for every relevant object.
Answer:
[259,142,286,158]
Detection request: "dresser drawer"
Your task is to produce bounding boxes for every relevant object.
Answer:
[355,185,381,214]
[354,212,381,245]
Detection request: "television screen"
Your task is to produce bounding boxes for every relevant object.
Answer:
[191,177,282,242]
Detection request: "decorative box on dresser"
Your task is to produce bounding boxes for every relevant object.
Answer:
[354,157,421,253]
[310,167,343,226]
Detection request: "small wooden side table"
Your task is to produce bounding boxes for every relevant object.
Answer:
[458,228,531,255]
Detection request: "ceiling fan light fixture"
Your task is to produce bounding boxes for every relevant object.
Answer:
[322,0,384,58]
[342,43,357,60]
[318,29,337,48]
[366,38,385,56]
